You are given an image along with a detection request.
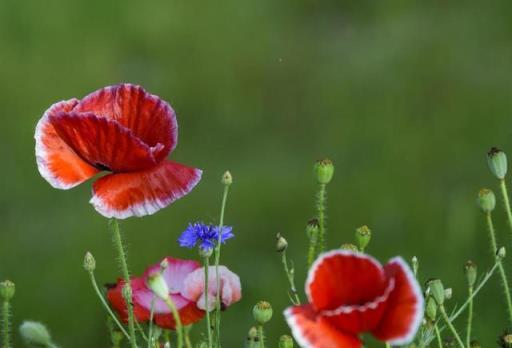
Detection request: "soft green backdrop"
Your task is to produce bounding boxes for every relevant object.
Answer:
[1,1,511,346]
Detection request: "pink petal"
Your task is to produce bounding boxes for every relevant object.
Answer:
[144,257,201,295]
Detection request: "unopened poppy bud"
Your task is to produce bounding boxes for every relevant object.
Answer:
[477,188,496,213]
[314,159,334,184]
[428,279,445,305]
[253,301,273,325]
[0,280,15,301]
[83,251,96,272]
[276,233,288,252]
[248,326,258,341]
[199,247,213,259]
[498,247,507,259]
[470,340,481,348]
[488,147,508,179]
[148,272,169,301]
[425,296,437,321]
[464,260,477,287]
[340,243,359,252]
[279,335,294,348]
[444,288,453,300]
[355,225,371,251]
[222,171,233,186]
[19,321,52,347]
[306,219,319,239]
[498,330,512,348]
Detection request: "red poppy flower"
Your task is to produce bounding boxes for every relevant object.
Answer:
[107,257,205,329]
[35,84,201,219]
[284,250,424,348]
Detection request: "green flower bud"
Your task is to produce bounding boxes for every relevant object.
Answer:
[498,247,507,259]
[427,279,445,305]
[0,280,15,301]
[253,301,273,325]
[355,225,371,251]
[247,326,258,341]
[488,147,508,180]
[470,340,481,348]
[477,188,496,213]
[279,335,294,348]
[276,233,288,252]
[19,321,53,347]
[340,243,359,252]
[222,171,233,186]
[498,330,512,348]
[148,272,169,301]
[425,296,437,321]
[83,251,96,272]
[314,159,334,184]
[199,247,213,259]
[306,219,319,239]
[464,260,477,287]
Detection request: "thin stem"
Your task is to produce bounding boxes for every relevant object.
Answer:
[257,325,265,348]
[439,304,465,348]
[204,257,213,348]
[214,184,230,347]
[385,344,390,348]
[147,297,155,348]
[281,251,300,305]
[88,271,130,340]
[466,286,473,348]
[499,179,512,232]
[184,325,192,348]
[434,325,443,348]
[485,212,512,324]
[307,226,318,268]
[317,183,327,254]
[2,300,10,348]
[164,296,183,348]
[110,219,138,348]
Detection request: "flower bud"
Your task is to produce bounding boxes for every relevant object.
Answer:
[19,321,52,347]
[314,159,334,184]
[427,279,445,305]
[306,219,319,239]
[276,233,288,252]
[464,260,477,287]
[147,272,169,301]
[0,280,15,301]
[160,258,169,270]
[222,171,233,186]
[199,247,213,259]
[425,296,437,321]
[498,330,512,348]
[498,246,507,259]
[279,335,294,348]
[340,243,359,252]
[355,225,371,251]
[83,251,96,272]
[477,188,496,213]
[247,326,258,341]
[488,147,508,179]
[253,301,273,325]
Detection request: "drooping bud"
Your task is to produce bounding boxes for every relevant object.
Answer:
[279,335,294,348]
[427,279,445,305]
[19,321,53,347]
[147,272,169,301]
[253,301,273,325]
[340,243,359,252]
[425,296,437,321]
[488,147,508,180]
[0,280,15,301]
[498,247,507,259]
[314,159,334,184]
[276,233,288,253]
[464,260,477,287]
[222,171,233,186]
[355,225,371,252]
[83,251,96,272]
[477,188,496,213]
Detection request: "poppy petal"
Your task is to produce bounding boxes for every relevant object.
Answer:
[153,302,205,330]
[35,99,99,189]
[306,250,387,312]
[90,160,202,219]
[284,305,362,348]
[49,112,160,172]
[144,257,201,295]
[74,84,177,161]
[106,278,151,323]
[371,257,424,345]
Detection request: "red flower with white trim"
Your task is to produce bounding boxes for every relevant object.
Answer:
[35,84,201,219]
[284,250,424,348]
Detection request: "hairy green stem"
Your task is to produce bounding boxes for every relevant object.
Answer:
[88,271,130,341]
[439,304,464,348]
[307,227,318,268]
[466,286,473,348]
[214,184,230,347]
[434,325,442,348]
[281,251,300,305]
[317,183,327,254]
[257,325,265,348]
[2,300,10,348]
[485,212,512,324]
[110,219,138,348]
[204,257,213,348]
[184,325,192,348]
[499,179,512,233]
[164,296,183,348]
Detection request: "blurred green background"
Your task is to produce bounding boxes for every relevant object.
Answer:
[1,0,512,346]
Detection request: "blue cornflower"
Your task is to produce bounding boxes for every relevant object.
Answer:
[178,222,234,251]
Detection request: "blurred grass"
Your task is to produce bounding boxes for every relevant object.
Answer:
[1,0,512,346]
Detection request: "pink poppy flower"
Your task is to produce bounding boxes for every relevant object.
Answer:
[182,266,242,311]
[35,83,201,219]
[284,250,424,348]
[107,257,205,329]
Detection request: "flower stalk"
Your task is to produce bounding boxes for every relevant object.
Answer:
[203,255,213,348]
[0,280,15,348]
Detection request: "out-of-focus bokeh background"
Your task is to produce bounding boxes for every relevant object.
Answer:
[1,1,511,346]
